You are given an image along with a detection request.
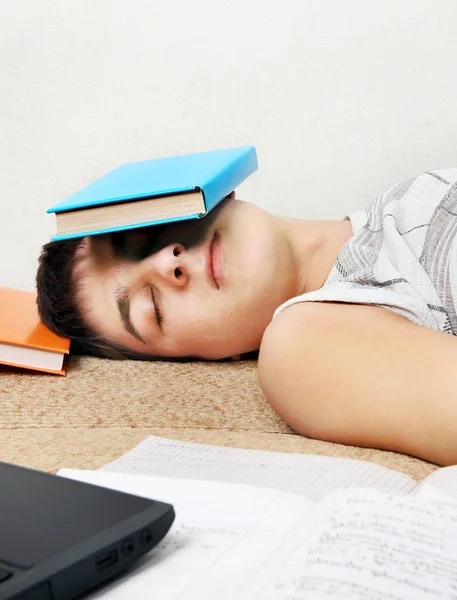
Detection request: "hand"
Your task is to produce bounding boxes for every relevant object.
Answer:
[226,191,236,199]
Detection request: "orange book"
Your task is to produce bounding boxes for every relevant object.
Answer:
[0,286,70,375]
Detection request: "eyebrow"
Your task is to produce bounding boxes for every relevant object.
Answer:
[114,285,147,345]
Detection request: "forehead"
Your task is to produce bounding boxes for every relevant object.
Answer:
[72,235,119,319]
[72,235,150,353]
[72,235,113,282]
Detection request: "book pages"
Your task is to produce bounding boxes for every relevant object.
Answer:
[241,489,457,600]
[58,469,311,600]
[58,471,457,600]
[412,464,457,504]
[100,436,416,502]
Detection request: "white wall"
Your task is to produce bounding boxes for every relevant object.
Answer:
[1,0,456,290]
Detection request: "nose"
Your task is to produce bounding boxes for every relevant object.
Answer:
[136,242,189,288]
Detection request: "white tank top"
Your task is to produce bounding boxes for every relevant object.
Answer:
[274,168,457,335]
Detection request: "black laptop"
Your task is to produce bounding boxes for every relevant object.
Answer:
[0,461,175,600]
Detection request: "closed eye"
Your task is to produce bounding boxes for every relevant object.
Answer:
[151,287,164,328]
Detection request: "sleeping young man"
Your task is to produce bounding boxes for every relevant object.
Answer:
[36,169,457,467]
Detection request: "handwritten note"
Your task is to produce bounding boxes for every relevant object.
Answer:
[244,489,457,600]
[58,470,457,600]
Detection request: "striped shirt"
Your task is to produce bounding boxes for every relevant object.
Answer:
[274,168,457,335]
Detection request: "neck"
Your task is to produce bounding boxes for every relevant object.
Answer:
[278,215,353,296]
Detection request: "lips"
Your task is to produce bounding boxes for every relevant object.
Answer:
[209,231,222,289]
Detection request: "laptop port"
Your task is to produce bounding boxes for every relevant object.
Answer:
[96,550,118,571]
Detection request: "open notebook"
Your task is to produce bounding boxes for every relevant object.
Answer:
[59,437,457,599]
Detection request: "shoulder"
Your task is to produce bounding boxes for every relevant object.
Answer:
[258,301,416,436]
[259,301,398,387]
[260,300,410,359]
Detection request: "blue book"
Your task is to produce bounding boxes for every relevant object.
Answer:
[47,146,258,241]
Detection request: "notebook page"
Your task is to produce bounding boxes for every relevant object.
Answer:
[100,436,415,501]
[58,469,311,600]
[241,489,457,600]
[412,465,457,504]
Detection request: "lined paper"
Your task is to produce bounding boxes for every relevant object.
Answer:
[101,436,415,501]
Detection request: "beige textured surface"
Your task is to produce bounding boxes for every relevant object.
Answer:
[0,355,437,480]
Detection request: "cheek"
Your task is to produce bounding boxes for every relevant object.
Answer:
[174,296,223,330]
[167,295,239,348]
[165,293,270,358]
[165,296,216,344]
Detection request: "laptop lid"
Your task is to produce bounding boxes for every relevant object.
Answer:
[0,461,175,600]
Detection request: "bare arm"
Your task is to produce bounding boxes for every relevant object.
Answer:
[258,301,457,466]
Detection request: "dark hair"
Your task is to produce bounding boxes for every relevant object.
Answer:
[36,238,155,360]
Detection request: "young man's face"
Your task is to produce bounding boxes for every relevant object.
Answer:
[74,198,297,360]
